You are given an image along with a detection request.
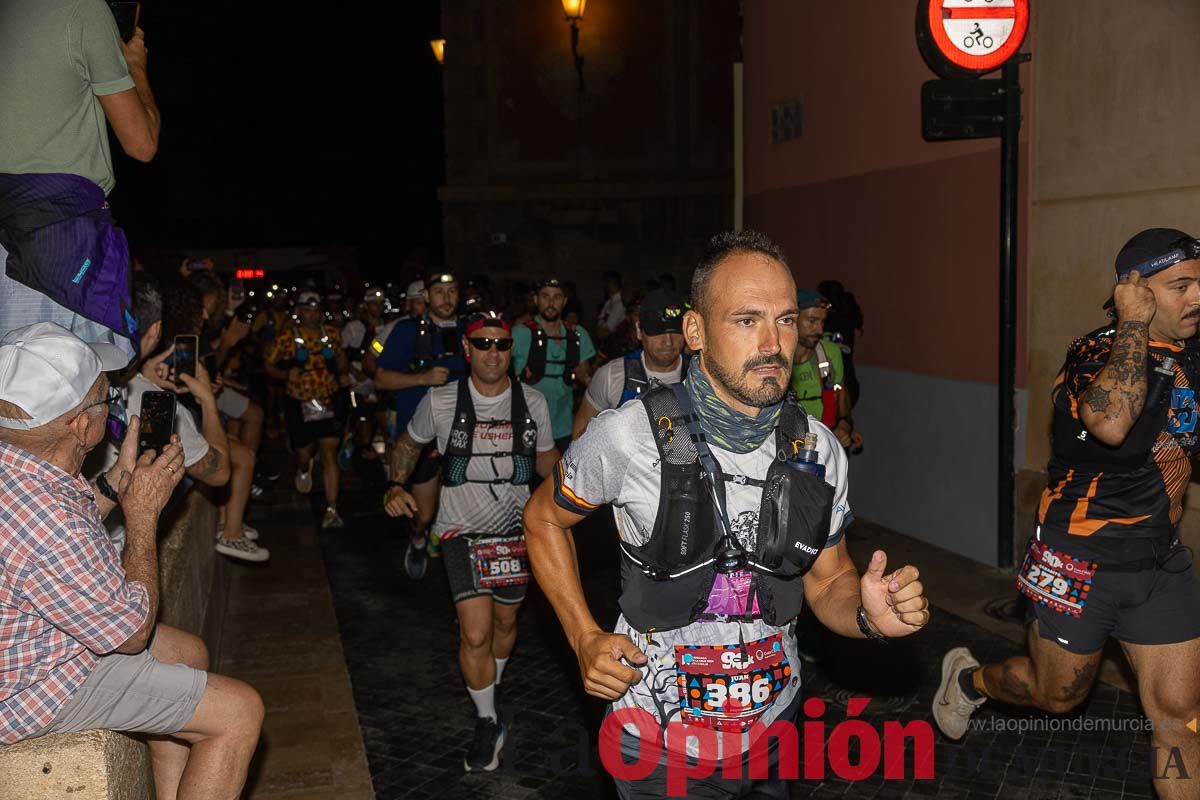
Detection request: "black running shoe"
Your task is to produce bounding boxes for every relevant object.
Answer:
[464,716,504,772]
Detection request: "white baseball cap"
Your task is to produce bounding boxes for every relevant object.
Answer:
[0,323,128,429]
[405,280,425,299]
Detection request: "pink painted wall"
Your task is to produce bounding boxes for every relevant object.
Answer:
[743,0,1031,386]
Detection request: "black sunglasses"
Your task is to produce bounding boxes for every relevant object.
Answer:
[468,337,513,352]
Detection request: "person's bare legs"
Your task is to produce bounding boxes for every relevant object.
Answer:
[457,595,496,689]
[975,621,1104,712]
[317,436,339,507]
[170,672,264,800]
[491,601,520,664]
[147,625,209,800]
[409,473,439,546]
[1121,638,1200,799]
[239,400,264,454]
[295,443,314,485]
[220,439,254,540]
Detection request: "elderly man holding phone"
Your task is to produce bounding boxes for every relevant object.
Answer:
[0,323,264,800]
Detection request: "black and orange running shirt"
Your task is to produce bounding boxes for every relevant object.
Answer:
[1039,325,1200,540]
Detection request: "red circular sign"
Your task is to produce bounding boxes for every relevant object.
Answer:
[924,0,1029,75]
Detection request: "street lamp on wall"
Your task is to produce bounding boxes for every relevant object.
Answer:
[429,38,445,65]
[561,0,586,94]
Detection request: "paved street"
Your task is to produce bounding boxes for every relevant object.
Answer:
[313,479,1162,799]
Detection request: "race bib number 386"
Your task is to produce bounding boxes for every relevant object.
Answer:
[674,633,789,733]
[1017,540,1097,619]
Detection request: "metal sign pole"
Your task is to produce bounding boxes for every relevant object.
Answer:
[997,58,1021,568]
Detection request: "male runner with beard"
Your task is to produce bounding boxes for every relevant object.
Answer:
[512,279,595,452]
[525,231,930,798]
[371,274,467,578]
[936,228,1200,799]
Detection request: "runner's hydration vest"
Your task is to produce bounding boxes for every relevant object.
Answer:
[441,378,537,488]
[618,350,690,406]
[618,382,835,633]
[287,323,335,366]
[410,316,462,371]
[794,340,841,429]
[521,320,580,385]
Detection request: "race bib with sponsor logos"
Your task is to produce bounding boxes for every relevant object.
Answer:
[1017,540,1097,619]
[469,535,531,589]
[674,633,790,732]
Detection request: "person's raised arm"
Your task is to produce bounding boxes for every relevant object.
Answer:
[115,431,186,653]
[179,363,231,486]
[1078,270,1156,446]
[98,28,160,162]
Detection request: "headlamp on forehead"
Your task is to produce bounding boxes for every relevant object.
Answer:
[430,273,457,285]
[537,278,564,290]
[1123,237,1200,279]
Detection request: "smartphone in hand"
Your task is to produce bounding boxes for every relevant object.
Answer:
[174,335,199,385]
[138,391,176,457]
[108,1,140,43]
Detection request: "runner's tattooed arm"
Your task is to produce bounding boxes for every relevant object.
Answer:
[1079,321,1149,446]
[388,432,424,485]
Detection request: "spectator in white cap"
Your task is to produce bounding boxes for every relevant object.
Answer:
[0,322,264,799]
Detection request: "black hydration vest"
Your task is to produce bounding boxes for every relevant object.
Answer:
[441,379,537,487]
[618,382,835,633]
[619,350,690,405]
[522,320,580,385]
[410,316,462,371]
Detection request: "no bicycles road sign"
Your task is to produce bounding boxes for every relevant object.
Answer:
[916,0,1030,79]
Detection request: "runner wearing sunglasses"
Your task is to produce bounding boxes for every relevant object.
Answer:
[383,312,559,772]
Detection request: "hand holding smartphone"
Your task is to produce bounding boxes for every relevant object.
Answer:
[174,335,198,386]
[108,2,141,43]
[137,391,177,457]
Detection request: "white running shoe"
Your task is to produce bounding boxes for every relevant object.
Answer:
[216,536,270,563]
[933,646,986,740]
[216,522,259,541]
[294,460,314,494]
[321,506,344,529]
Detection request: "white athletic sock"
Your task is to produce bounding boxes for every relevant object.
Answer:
[494,657,509,686]
[467,684,497,721]
[411,535,427,549]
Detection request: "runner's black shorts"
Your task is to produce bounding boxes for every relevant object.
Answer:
[1022,528,1200,655]
[442,534,528,606]
[283,394,347,451]
[349,395,380,423]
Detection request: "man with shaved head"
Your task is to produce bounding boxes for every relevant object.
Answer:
[525,231,930,798]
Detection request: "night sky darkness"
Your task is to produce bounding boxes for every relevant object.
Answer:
[106,1,445,277]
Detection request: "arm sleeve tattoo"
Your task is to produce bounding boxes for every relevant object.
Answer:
[1081,321,1148,427]
[389,433,424,485]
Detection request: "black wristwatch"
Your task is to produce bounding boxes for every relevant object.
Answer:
[856,605,888,644]
[95,472,120,504]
